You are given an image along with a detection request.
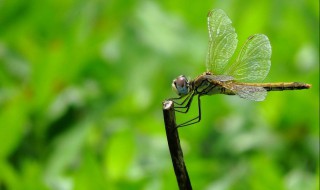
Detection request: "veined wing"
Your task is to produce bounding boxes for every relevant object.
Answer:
[206,9,238,74]
[224,34,271,82]
[223,83,267,101]
[203,74,234,82]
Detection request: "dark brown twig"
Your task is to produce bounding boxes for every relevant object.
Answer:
[162,100,192,190]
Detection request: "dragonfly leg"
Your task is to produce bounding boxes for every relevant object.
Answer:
[176,94,202,128]
[169,96,183,102]
[174,93,194,113]
[170,91,193,106]
[173,79,217,127]
[175,82,215,128]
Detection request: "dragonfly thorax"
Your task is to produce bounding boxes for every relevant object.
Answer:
[172,75,191,96]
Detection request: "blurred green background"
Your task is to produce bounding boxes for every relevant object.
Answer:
[0,0,319,190]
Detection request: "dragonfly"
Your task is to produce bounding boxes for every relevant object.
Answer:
[170,9,311,127]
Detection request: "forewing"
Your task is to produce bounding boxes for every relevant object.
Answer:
[224,34,271,82]
[206,9,238,74]
[203,74,234,82]
[223,83,267,101]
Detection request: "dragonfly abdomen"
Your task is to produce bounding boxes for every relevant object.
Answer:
[240,82,311,91]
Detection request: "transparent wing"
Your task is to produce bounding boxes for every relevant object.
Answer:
[204,74,234,82]
[223,83,267,101]
[224,34,271,82]
[206,9,238,74]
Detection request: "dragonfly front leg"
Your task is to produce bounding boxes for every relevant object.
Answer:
[176,94,202,128]
[176,82,215,128]
[174,93,194,114]
[173,78,209,112]
[171,92,195,113]
[170,91,193,106]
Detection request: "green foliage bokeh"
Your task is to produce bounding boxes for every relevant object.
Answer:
[0,0,318,190]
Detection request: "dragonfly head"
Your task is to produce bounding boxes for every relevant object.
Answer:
[172,75,190,96]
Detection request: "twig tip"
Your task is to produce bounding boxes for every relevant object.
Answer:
[163,100,173,110]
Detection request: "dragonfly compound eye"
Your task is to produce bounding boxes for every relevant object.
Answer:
[172,75,189,96]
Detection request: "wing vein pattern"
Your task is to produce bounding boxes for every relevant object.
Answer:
[206,9,238,74]
[224,34,271,82]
